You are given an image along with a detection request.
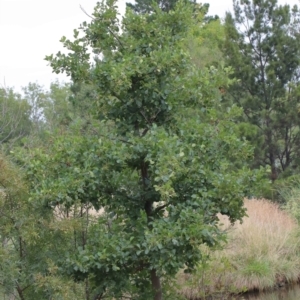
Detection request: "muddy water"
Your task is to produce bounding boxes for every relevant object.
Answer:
[240,285,300,300]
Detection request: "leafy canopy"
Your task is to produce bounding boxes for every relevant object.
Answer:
[0,87,31,148]
[126,0,198,13]
[222,0,300,182]
[43,0,256,298]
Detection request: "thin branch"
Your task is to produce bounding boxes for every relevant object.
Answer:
[79,5,124,49]
[80,5,94,20]
[93,292,104,300]
[153,203,170,214]
[139,110,151,125]
[21,283,33,292]
[152,109,161,122]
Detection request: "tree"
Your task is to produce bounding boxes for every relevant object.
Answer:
[187,17,225,69]
[222,0,300,181]
[126,0,219,23]
[22,82,48,130]
[0,82,99,299]
[0,149,90,300]
[126,0,197,13]
[42,81,74,130]
[0,87,31,148]
[44,0,255,299]
[0,82,63,151]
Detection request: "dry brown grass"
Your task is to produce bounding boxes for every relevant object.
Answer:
[53,205,104,220]
[221,198,296,258]
[178,199,300,299]
[48,204,105,234]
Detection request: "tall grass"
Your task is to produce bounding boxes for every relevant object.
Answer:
[178,199,300,299]
[282,180,300,223]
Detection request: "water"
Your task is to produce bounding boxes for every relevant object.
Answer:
[240,285,300,300]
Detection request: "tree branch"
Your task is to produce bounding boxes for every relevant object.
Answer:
[153,203,170,215]
[80,5,124,49]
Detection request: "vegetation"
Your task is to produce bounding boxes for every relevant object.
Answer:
[0,148,89,299]
[179,199,300,299]
[126,0,198,14]
[42,1,257,299]
[2,0,300,299]
[222,0,300,182]
[0,87,31,148]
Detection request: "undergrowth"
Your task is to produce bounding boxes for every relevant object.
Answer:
[178,199,300,299]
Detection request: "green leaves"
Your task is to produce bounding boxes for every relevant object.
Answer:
[0,87,32,147]
[222,0,300,183]
[36,0,259,298]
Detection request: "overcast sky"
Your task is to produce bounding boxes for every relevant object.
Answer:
[0,0,299,91]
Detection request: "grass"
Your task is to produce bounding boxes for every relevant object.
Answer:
[178,199,300,299]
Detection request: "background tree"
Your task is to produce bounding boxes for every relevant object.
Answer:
[0,87,31,149]
[22,82,48,132]
[0,151,88,300]
[44,0,257,299]
[222,0,300,181]
[0,81,101,299]
[126,0,197,13]
[188,17,225,69]
[42,81,73,130]
[126,0,219,23]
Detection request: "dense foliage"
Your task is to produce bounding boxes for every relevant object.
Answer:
[42,1,255,299]
[126,0,198,13]
[8,0,300,299]
[222,0,300,182]
[0,87,31,148]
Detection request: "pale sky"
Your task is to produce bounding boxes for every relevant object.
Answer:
[0,0,299,91]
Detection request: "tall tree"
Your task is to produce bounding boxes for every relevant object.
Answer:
[22,82,48,129]
[222,0,300,180]
[126,0,219,22]
[127,0,197,13]
[0,87,31,148]
[42,81,73,130]
[44,0,256,299]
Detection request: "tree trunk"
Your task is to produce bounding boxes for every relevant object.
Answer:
[151,269,162,300]
[266,127,277,182]
[269,152,278,182]
[140,160,162,300]
[16,284,25,300]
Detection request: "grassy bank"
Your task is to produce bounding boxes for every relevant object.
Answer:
[177,199,300,299]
